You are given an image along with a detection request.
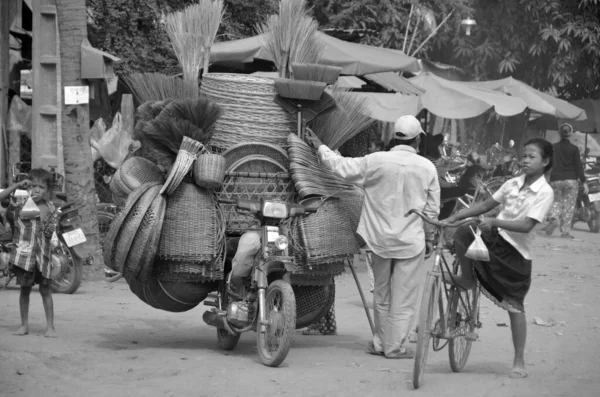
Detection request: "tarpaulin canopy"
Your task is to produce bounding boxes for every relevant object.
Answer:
[408,73,528,119]
[210,32,419,75]
[466,77,587,121]
[561,99,599,133]
[352,93,419,122]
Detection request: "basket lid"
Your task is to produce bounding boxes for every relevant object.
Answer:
[222,142,290,171]
[228,155,287,174]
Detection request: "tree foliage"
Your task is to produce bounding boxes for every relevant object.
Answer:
[431,0,600,99]
[86,0,277,76]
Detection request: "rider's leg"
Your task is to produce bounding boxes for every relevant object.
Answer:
[228,231,261,298]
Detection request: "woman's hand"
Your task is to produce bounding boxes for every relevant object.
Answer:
[478,217,496,233]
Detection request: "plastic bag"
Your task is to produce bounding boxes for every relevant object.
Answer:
[19,197,40,220]
[465,226,490,262]
[7,96,32,139]
[90,118,107,162]
[96,113,135,169]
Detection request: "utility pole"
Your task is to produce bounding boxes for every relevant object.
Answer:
[0,0,10,186]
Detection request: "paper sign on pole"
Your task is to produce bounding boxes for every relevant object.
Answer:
[64,86,89,105]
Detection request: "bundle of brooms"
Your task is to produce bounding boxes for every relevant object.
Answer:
[123,73,198,104]
[287,133,359,198]
[138,97,223,194]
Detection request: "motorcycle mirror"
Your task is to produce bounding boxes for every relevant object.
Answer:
[509,140,515,148]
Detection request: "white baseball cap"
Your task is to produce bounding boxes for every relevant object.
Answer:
[394,115,425,140]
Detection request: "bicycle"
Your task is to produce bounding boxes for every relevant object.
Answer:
[408,209,482,389]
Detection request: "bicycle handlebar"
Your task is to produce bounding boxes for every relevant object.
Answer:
[405,209,476,228]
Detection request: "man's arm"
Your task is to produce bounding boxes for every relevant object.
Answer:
[318,145,368,185]
[423,171,441,240]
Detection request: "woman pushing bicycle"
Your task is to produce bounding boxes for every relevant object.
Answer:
[444,138,555,379]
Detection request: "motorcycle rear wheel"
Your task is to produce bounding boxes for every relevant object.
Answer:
[50,244,82,294]
[589,212,600,233]
[257,280,296,367]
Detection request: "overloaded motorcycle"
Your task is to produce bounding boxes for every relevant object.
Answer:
[571,162,600,233]
[202,197,321,367]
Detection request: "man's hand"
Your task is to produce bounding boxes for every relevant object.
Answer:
[18,179,31,189]
[583,182,589,195]
[304,128,324,149]
[425,240,434,259]
[478,217,495,233]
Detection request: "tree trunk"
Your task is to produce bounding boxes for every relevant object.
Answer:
[57,0,103,278]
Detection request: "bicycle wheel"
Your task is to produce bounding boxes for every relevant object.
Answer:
[413,273,439,389]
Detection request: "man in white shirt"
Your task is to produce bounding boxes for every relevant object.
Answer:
[306,115,440,358]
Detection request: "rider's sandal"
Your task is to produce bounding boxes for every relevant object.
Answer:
[385,347,415,359]
[366,341,384,356]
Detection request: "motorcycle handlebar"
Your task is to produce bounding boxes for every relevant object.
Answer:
[405,209,476,229]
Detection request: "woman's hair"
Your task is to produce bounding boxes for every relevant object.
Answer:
[28,168,55,193]
[559,123,573,135]
[524,138,553,172]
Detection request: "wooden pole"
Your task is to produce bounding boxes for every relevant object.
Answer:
[402,4,414,53]
[0,0,10,186]
[410,11,454,57]
[347,258,375,335]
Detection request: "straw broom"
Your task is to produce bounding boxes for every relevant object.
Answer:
[123,73,197,103]
[163,5,204,91]
[309,87,375,150]
[198,0,225,76]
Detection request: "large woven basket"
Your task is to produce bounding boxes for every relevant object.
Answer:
[128,277,216,313]
[289,197,359,267]
[120,156,166,192]
[200,73,295,151]
[157,183,225,280]
[193,153,226,189]
[216,171,297,234]
[222,142,290,171]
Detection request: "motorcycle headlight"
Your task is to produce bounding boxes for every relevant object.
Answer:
[262,201,289,218]
[274,235,289,251]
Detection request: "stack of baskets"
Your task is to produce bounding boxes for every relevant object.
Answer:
[200,73,296,151]
[110,157,166,206]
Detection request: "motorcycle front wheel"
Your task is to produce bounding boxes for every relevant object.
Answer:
[50,244,82,294]
[257,280,296,367]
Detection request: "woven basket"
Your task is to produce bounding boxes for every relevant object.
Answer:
[160,148,198,195]
[112,184,162,273]
[158,183,225,273]
[200,73,295,152]
[122,193,166,282]
[128,277,216,313]
[103,183,160,271]
[109,171,130,204]
[193,154,226,189]
[153,258,224,282]
[289,197,359,267]
[216,171,297,234]
[120,157,166,192]
[222,142,290,171]
[229,155,286,173]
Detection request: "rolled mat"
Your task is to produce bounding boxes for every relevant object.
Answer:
[128,278,217,313]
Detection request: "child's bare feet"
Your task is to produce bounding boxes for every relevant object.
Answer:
[14,325,29,336]
[509,366,528,378]
[44,327,57,338]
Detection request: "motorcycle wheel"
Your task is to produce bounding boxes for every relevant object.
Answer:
[257,280,296,367]
[50,244,82,294]
[217,328,241,351]
[589,212,600,233]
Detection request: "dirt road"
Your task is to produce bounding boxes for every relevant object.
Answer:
[1,226,599,397]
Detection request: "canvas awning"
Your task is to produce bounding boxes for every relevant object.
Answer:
[353,93,419,122]
[465,77,587,121]
[210,32,419,75]
[81,39,121,79]
[408,73,528,119]
[364,72,424,96]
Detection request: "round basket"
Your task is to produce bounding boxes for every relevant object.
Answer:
[200,73,295,152]
[120,157,166,192]
[229,155,287,173]
[193,154,226,189]
[157,182,225,267]
[222,143,290,171]
[128,277,217,313]
[293,282,335,329]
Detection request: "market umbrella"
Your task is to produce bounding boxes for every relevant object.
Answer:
[209,32,419,75]
[408,73,528,119]
[466,77,587,121]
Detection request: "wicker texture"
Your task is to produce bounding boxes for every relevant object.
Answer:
[289,197,359,267]
[153,259,224,282]
[229,155,287,173]
[112,185,162,273]
[158,183,225,273]
[216,171,297,234]
[193,154,226,189]
[222,142,290,171]
[122,193,166,282]
[120,157,166,191]
[200,73,295,151]
[103,183,160,271]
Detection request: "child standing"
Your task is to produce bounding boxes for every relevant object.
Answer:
[444,138,555,378]
[2,169,58,337]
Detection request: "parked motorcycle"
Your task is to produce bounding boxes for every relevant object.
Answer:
[202,197,319,367]
[0,192,86,293]
[572,163,600,233]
